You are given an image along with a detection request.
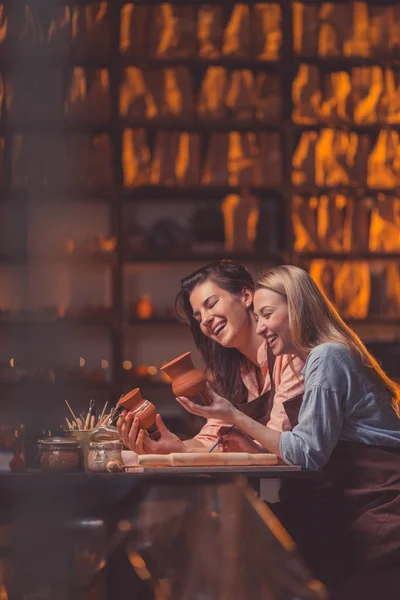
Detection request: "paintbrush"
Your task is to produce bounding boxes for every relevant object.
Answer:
[208,424,235,453]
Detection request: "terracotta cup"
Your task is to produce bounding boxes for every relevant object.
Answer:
[117,388,157,430]
[160,352,209,404]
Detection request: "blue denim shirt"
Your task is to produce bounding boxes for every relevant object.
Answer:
[279,342,400,470]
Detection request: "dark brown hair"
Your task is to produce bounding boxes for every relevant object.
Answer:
[175,260,254,405]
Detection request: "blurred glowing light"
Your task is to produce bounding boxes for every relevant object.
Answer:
[9,358,14,368]
[118,520,132,532]
[79,357,86,367]
[128,552,146,569]
[101,359,109,369]
[148,365,157,376]
[123,360,132,370]
[66,239,75,253]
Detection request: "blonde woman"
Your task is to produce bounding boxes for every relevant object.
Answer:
[178,265,400,599]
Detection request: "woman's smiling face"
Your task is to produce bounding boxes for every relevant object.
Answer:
[253,287,295,356]
[189,279,253,348]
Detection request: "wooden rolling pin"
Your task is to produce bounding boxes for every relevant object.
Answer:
[137,452,278,468]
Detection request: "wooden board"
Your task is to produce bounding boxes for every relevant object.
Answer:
[137,452,279,468]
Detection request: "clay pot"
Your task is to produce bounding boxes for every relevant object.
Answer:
[160,352,208,402]
[117,388,157,430]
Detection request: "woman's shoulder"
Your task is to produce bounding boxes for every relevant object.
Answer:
[308,342,352,363]
[305,343,356,389]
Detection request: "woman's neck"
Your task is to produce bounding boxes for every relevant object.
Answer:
[235,319,262,365]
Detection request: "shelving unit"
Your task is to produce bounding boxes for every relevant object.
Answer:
[0,0,399,430]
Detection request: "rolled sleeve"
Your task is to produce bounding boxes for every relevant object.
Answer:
[193,418,231,447]
[279,385,344,470]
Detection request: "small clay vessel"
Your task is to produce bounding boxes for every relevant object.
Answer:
[161,352,208,404]
[117,388,157,430]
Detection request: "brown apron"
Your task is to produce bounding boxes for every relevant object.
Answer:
[278,441,400,596]
[237,346,303,429]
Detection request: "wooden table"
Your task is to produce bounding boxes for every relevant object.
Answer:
[125,463,315,502]
[0,469,322,600]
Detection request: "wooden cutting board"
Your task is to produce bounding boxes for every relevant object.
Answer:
[137,452,278,467]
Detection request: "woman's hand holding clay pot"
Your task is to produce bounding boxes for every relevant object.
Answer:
[218,427,263,453]
[117,412,186,454]
[176,382,237,422]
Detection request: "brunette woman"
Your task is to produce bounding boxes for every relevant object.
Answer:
[177,265,400,599]
[118,260,304,453]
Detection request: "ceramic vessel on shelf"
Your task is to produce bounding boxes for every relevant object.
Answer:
[37,437,81,472]
[87,440,123,473]
[117,388,157,430]
[160,351,209,404]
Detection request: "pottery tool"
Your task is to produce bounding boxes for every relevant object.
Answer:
[84,399,96,430]
[63,399,101,432]
[98,401,108,424]
[208,424,235,453]
[64,399,79,424]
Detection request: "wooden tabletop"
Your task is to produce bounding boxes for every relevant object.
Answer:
[124,464,312,478]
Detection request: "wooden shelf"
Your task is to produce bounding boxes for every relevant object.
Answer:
[120,56,281,69]
[0,316,112,327]
[0,380,112,390]
[0,186,114,203]
[0,0,284,5]
[122,251,284,264]
[128,317,185,327]
[0,54,281,70]
[121,118,282,132]
[294,123,400,134]
[292,0,399,5]
[292,187,400,197]
[2,118,283,133]
[123,185,283,201]
[0,254,27,265]
[295,55,400,68]
[0,53,112,69]
[296,252,400,261]
[349,317,400,326]
[3,119,114,133]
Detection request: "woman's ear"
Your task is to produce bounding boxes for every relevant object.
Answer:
[241,287,254,308]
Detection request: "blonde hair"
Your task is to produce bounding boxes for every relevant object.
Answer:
[256,265,400,417]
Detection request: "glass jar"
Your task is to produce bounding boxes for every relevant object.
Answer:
[87,440,123,472]
[38,437,81,472]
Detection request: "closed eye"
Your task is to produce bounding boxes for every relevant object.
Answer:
[193,298,218,323]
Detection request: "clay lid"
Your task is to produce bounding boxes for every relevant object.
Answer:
[117,387,143,411]
[38,436,80,449]
[89,440,122,450]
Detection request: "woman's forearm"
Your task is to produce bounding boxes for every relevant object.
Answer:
[232,410,282,456]
[183,439,211,453]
